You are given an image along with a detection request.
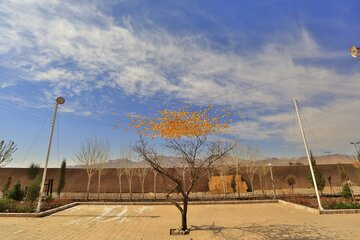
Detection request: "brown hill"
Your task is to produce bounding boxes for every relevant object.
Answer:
[264,154,355,166]
[70,154,355,168]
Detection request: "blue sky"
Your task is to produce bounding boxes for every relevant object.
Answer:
[1,0,360,167]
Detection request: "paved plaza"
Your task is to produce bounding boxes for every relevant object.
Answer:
[0,203,359,240]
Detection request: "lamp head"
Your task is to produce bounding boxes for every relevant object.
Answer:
[350,46,360,58]
[56,97,65,105]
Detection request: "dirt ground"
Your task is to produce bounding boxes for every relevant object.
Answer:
[0,203,359,240]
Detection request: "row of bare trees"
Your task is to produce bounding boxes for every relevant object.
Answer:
[73,137,272,233]
[74,138,156,200]
[74,138,272,201]
[213,145,272,197]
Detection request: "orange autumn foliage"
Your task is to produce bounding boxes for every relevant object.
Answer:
[127,106,231,139]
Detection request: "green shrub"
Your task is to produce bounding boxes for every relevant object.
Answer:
[306,152,325,194]
[27,163,40,180]
[341,184,352,199]
[12,205,34,213]
[8,181,25,201]
[324,201,360,209]
[0,198,16,212]
[2,176,12,198]
[44,194,53,202]
[26,176,41,204]
[57,159,66,198]
[0,198,34,213]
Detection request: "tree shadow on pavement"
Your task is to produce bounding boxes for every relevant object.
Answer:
[191,222,340,240]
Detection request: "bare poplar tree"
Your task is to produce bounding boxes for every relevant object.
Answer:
[257,162,269,197]
[243,145,261,197]
[135,136,233,232]
[124,164,135,200]
[117,147,137,200]
[74,138,105,200]
[0,140,17,167]
[137,166,149,200]
[231,144,244,198]
[95,140,110,200]
[114,147,134,200]
[114,166,124,200]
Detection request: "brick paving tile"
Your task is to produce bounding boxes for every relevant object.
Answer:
[0,203,359,240]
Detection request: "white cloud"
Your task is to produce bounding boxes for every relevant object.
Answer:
[0,0,359,154]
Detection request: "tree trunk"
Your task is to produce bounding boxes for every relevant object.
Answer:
[263,176,267,197]
[153,173,157,199]
[259,175,265,196]
[181,198,188,231]
[141,181,145,200]
[97,172,101,200]
[129,180,132,200]
[250,180,254,197]
[221,174,226,197]
[236,167,240,198]
[86,175,91,200]
[118,175,122,199]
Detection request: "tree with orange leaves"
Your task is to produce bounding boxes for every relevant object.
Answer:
[130,106,233,234]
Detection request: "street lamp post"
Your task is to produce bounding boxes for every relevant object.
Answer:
[293,98,323,210]
[36,97,65,213]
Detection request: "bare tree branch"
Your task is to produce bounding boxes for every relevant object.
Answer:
[74,137,108,200]
[134,135,234,230]
[0,140,17,167]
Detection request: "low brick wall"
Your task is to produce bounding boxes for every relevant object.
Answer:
[0,164,358,195]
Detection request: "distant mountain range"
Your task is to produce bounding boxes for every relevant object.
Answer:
[71,154,356,168]
[262,154,356,166]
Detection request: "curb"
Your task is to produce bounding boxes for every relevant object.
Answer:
[0,199,277,217]
[319,209,360,214]
[0,202,78,218]
[77,199,278,206]
[278,200,360,215]
[1,199,359,217]
[278,200,319,214]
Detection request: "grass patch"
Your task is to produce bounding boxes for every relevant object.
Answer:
[0,197,73,213]
[323,201,360,209]
[0,198,34,213]
[283,194,360,210]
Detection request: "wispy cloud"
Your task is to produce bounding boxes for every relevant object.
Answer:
[0,0,359,154]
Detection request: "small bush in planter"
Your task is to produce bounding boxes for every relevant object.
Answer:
[8,181,25,201]
[341,184,352,199]
[44,194,53,202]
[0,198,34,213]
[13,205,34,213]
[26,176,41,205]
[2,176,12,198]
[324,201,360,209]
[0,198,16,212]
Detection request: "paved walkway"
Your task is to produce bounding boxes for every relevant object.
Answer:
[0,203,359,240]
